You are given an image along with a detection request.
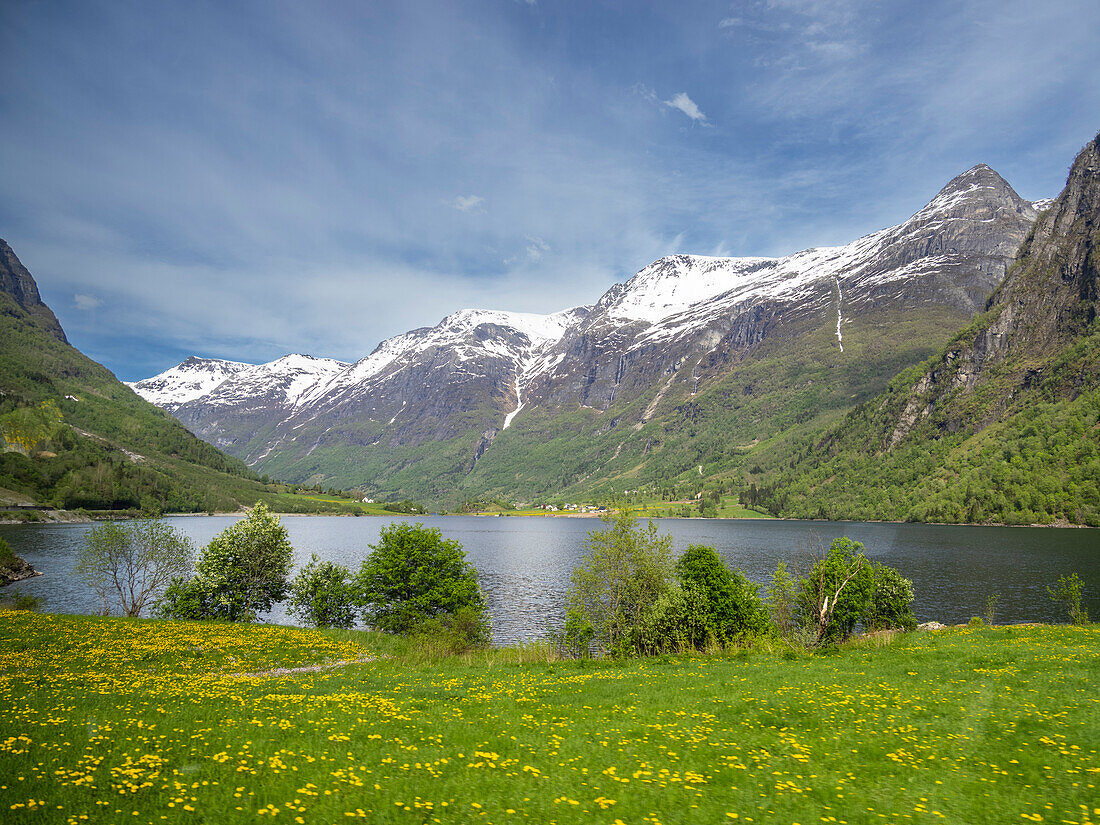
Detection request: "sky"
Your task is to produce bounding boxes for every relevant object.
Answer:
[2,0,1099,381]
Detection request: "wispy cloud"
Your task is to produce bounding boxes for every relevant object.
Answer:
[664,92,708,123]
[450,195,485,212]
[1,0,1096,380]
[73,293,102,310]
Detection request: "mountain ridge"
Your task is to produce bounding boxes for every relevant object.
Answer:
[131,164,1051,507]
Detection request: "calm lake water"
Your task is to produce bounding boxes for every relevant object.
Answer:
[2,515,1098,645]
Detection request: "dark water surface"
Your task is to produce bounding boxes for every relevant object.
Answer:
[2,516,1097,645]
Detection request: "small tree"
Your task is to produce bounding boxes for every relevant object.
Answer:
[675,544,768,645]
[1048,573,1088,625]
[156,503,293,622]
[354,522,489,639]
[798,537,873,645]
[74,518,193,617]
[564,510,674,655]
[287,554,357,628]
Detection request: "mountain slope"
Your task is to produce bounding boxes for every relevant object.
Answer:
[764,133,1100,525]
[134,165,1046,507]
[0,240,279,512]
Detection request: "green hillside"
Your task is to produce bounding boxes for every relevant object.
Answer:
[0,242,377,515]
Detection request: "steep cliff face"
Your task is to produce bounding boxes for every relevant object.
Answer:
[883,135,1100,447]
[766,133,1100,526]
[0,239,67,343]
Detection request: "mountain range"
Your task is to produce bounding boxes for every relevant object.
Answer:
[131,162,1054,511]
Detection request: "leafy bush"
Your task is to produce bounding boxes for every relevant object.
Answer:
[156,503,292,622]
[632,584,710,655]
[674,544,768,644]
[864,562,916,632]
[354,522,488,640]
[287,554,357,628]
[1048,572,1088,625]
[798,537,874,645]
[0,588,40,611]
[0,536,15,568]
[766,560,802,641]
[563,510,673,656]
[408,604,492,654]
[553,608,595,659]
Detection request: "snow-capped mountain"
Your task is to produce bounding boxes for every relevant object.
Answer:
[132,165,1048,498]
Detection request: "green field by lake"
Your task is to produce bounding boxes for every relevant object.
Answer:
[1,612,1096,824]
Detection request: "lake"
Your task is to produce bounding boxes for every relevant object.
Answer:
[2,515,1098,645]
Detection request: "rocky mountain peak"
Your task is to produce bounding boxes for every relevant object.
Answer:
[916,163,1035,222]
[0,239,67,343]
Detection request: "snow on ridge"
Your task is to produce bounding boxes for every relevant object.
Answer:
[1030,198,1055,212]
[129,358,252,406]
[132,354,347,408]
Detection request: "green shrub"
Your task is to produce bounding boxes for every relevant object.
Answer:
[287,554,357,628]
[968,616,985,628]
[631,584,710,655]
[0,536,15,568]
[674,544,768,644]
[409,604,492,654]
[156,503,292,622]
[0,588,39,611]
[864,562,916,632]
[798,537,874,645]
[553,608,595,659]
[563,510,673,656]
[1048,573,1088,625]
[354,522,488,639]
[766,560,802,640]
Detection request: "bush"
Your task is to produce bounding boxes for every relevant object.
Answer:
[409,604,492,654]
[287,554,357,628]
[355,522,489,640]
[632,584,710,655]
[74,517,193,617]
[1048,573,1088,625]
[766,560,802,641]
[674,544,768,645]
[563,510,674,656]
[0,588,40,611]
[798,537,874,645]
[0,536,16,568]
[156,503,292,622]
[553,608,595,659]
[864,562,916,632]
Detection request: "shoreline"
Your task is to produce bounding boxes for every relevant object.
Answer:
[2,509,1092,529]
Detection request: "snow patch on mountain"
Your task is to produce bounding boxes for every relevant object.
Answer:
[132,354,347,409]
[128,358,252,407]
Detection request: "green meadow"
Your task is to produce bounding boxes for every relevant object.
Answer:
[1,612,1096,825]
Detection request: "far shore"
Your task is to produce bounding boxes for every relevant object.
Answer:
[2,509,1091,528]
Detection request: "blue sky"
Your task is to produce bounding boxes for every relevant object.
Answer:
[2,0,1098,380]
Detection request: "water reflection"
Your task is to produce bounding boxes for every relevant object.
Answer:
[1,516,1096,645]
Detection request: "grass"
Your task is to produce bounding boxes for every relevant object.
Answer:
[1,613,1097,824]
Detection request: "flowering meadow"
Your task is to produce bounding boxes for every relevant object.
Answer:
[0,612,1097,824]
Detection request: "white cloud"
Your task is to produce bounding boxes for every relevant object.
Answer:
[74,293,102,310]
[664,92,708,123]
[450,194,485,212]
[524,235,549,263]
